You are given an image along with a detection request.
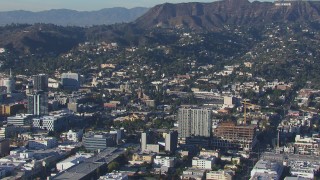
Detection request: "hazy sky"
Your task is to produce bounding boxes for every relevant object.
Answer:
[0,0,273,12]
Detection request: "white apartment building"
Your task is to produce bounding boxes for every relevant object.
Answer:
[154,156,176,168]
[294,134,320,155]
[192,156,217,170]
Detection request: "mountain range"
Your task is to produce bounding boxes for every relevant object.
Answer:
[0,7,149,26]
[2,0,320,54]
[135,0,320,30]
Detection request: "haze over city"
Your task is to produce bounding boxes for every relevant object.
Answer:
[0,0,273,11]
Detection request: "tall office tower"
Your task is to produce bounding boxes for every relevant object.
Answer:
[178,107,212,138]
[141,132,148,151]
[33,74,48,92]
[27,91,48,116]
[165,131,178,153]
[61,72,80,91]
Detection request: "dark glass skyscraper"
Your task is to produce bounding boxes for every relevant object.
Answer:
[33,74,48,92]
[27,91,48,116]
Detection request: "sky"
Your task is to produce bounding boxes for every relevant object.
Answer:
[0,0,273,12]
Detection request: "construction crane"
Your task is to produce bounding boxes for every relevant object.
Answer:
[241,100,256,125]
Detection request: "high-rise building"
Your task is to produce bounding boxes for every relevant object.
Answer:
[141,132,148,151]
[61,73,80,91]
[33,74,48,92]
[140,131,160,153]
[27,91,48,116]
[178,107,212,138]
[165,131,178,153]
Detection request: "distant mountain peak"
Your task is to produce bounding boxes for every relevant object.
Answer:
[0,7,149,26]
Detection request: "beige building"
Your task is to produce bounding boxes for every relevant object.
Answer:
[206,170,234,180]
[199,149,220,158]
[130,153,155,165]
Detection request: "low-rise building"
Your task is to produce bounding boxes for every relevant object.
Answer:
[206,170,234,180]
[83,133,116,151]
[199,149,220,158]
[56,153,93,172]
[99,171,129,180]
[0,104,25,116]
[250,159,283,180]
[192,156,217,170]
[33,114,70,132]
[294,134,320,155]
[61,129,83,142]
[153,156,176,168]
[181,168,206,180]
[130,152,155,165]
[7,114,34,126]
[28,137,57,150]
[261,152,320,180]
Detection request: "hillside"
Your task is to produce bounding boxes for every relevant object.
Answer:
[2,0,320,88]
[0,7,149,26]
[0,24,85,54]
[135,0,320,30]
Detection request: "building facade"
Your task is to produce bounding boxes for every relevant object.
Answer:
[7,114,34,126]
[28,137,57,150]
[83,133,116,151]
[213,121,257,151]
[61,73,80,91]
[165,131,178,153]
[0,139,10,157]
[32,115,68,132]
[33,74,48,92]
[154,156,176,168]
[0,70,15,94]
[0,104,25,116]
[178,107,212,138]
[62,129,83,142]
[206,170,234,180]
[192,157,216,170]
[27,91,48,116]
[56,153,93,172]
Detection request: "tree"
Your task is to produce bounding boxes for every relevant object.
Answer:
[107,162,120,172]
